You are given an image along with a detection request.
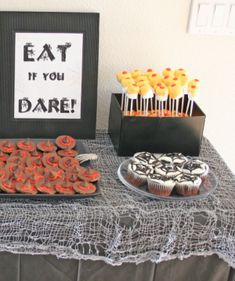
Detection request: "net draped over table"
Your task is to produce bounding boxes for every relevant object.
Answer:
[0,130,234,267]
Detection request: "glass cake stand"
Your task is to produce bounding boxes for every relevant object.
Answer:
[117,159,218,201]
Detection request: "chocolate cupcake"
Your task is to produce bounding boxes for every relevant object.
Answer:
[147,173,175,196]
[175,174,202,196]
[158,153,188,167]
[133,152,159,166]
[154,162,181,178]
[181,159,209,181]
[127,161,152,187]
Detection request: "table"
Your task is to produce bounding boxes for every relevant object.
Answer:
[0,130,234,281]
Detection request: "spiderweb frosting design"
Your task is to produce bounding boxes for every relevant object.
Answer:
[0,130,234,268]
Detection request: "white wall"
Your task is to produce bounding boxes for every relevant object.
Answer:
[1,0,235,173]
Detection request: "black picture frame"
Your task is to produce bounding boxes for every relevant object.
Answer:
[0,11,99,139]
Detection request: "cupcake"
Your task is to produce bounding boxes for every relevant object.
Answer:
[154,162,181,178]
[175,174,202,196]
[158,153,188,167]
[147,173,175,196]
[181,159,209,181]
[133,152,159,166]
[127,161,152,187]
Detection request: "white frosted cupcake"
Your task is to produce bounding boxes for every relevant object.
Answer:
[175,174,202,196]
[181,159,209,181]
[158,153,188,167]
[127,161,152,187]
[133,152,159,166]
[154,162,181,178]
[147,173,175,196]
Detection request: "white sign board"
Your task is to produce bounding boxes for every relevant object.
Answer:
[14,32,83,119]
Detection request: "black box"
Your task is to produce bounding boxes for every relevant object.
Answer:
[108,93,206,156]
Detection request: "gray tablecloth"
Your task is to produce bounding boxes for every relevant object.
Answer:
[0,130,234,280]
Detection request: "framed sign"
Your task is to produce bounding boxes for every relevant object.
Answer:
[0,12,99,138]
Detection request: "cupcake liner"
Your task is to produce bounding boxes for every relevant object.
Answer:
[127,169,147,187]
[175,184,199,196]
[147,178,175,196]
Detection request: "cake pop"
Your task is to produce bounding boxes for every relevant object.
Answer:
[186,84,199,116]
[154,83,168,116]
[140,84,154,116]
[125,85,139,116]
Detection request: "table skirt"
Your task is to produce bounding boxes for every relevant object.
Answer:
[0,253,234,281]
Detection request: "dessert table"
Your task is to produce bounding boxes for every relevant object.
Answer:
[0,130,234,281]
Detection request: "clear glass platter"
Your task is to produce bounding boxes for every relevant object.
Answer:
[117,159,217,201]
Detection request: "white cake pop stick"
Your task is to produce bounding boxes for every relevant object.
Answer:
[155,96,157,116]
[172,99,175,117]
[150,98,153,113]
[130,99,133,116]
[189,100,194,116]
[145,99,149,116]
[140,96,143,115]
[185,99,190,115]
[181,95,185,115]
[176,99,179,116]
